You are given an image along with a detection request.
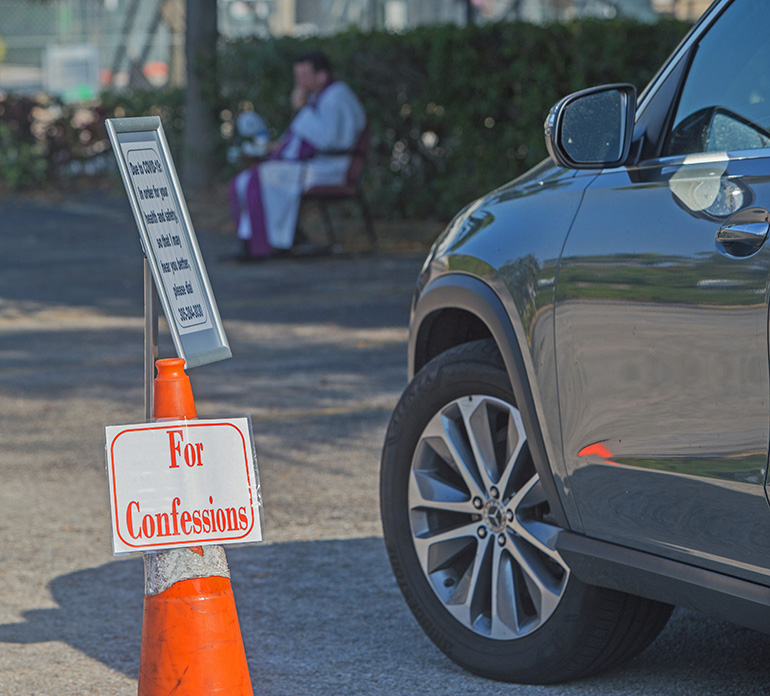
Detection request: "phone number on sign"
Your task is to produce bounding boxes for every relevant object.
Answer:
[178,304,204,321]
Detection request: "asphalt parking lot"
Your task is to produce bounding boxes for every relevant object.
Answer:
[1,190,770,695]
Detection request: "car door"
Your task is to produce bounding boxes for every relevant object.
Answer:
[554,0,770,583]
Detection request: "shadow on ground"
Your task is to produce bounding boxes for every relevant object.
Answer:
[1,537,770,695]
[0,538,457,694]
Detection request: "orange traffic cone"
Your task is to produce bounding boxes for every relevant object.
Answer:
[152,357,196,420]
[138,358,253,696]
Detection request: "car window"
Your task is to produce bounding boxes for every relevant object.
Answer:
[664,1,770,157]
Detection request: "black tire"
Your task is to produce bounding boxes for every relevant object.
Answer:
[380,339,673,684]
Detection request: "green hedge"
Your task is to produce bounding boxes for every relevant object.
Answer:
[0,89,183,189]
[213,18,691,220]
[1,19,692,222]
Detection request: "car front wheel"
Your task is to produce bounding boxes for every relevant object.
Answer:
[380,339,672,684]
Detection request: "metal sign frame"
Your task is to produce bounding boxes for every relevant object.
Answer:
[107,116,231,375]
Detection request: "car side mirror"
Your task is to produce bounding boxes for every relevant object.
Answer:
[544,84,636,169]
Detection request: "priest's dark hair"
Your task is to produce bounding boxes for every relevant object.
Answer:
[294,50,332,75]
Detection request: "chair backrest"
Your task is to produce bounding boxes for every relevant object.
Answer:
[346,123,370,188]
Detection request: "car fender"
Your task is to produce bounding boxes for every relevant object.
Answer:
[410,271,581,532]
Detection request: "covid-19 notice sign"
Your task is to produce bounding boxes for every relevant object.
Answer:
[106,116,231,368]
[105,417,263,555]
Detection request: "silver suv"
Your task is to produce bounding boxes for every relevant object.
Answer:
[380,0,770,684]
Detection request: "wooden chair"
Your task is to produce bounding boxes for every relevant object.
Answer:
[297,123,376,252]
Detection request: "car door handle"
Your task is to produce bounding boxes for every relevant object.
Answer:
[716,221,769,245]
[715,207,770,256]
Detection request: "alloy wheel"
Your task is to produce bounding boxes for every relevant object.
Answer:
[408,394,570,639]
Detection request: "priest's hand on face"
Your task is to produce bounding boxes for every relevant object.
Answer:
[291,85,310,111]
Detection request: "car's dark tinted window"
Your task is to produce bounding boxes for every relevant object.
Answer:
[665,1,770,156]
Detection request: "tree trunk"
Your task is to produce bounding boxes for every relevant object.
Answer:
[462,0,476,25]
[181,0,218,192]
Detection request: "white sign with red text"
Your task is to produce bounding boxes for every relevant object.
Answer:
[105,417,262,555]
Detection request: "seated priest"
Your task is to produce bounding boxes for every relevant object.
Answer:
[229,50,366,260]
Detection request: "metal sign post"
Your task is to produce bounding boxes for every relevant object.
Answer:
[144,257,159,421]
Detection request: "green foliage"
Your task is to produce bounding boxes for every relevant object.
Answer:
[0,121,46,188]
[0,89,184,191]
[100,87,185,157]
[1,19,692,217]
[212,18,692,220]
[0,94,50,189]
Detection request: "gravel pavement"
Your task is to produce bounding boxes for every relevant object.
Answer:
[0,191,768,695]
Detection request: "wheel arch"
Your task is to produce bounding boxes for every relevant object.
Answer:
[410,272,570,530]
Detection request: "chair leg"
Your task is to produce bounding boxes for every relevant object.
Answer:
[294,222,309,246]
[358,192,376,251]
[295,199,309,246]
[317,201,337,247]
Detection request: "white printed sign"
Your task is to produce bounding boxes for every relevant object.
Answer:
[105,417,262,555]
[119,145,212,334]
[106,116,231,368]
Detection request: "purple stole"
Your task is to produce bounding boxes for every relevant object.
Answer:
[229,132,317,258]
[229,166,271,257]
[229,84,334,257]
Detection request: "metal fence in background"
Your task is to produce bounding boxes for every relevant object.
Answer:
[0,0,709,97]
[0,0,184,95]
